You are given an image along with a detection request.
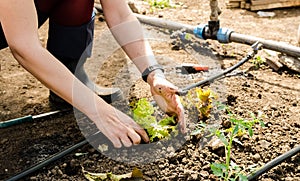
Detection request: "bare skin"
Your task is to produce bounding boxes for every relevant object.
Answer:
[0,0,185,148]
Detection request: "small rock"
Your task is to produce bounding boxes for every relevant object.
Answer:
[278,54,300,73]
[259,140,271,148]
[29,176,38,180]
[0,138,8,144]
[182,157,188,164]
[51,168,57,175]
[167,146,175,153]
[62,163,67,168]
[252,153,261,162]
[57,169,63,176]
[69,159,78,168]
[190,173,198,180]
[208,137,224,151]
[182,5,188,9]
[199,170,209,178]
[257,11,276,18]
[207,137,225,156]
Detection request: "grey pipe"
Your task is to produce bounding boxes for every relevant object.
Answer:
[134,13,195,33]
[230,33,300,57]
[133,13,300,57]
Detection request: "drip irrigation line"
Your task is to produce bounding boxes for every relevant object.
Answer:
[247,145,300,181]
[6,139,88,181]
[0,109,71,128]
[178,41,262,95]
[5,132,102,181]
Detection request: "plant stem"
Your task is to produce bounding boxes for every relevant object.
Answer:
[225,133,234,180]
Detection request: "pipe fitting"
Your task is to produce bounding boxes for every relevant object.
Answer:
[193,24,207,40]
[217,27,233,43]
[194,22,233,43]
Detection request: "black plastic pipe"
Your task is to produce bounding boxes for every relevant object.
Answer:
[6,139,88,181]
[179,41,262,95]
[0,110,70,128]
[5,131,104,181]
[247,145,300,180]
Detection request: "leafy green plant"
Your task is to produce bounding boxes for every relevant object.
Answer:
[250,55,265,68]
[131,98,177,142]
[147,0,174,9]
[182,88,214,120]
[209,108,265,181]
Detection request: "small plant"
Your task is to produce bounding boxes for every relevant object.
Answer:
[147,0,174,9]
[182,88,214,120]
[209,108,265,181]
[250,55,265,68]
[131,98,177,142]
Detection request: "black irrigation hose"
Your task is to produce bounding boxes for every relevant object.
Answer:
[6,139,88,181]
[179,41,262,95]
[247,145,300,181]
[6,132,104,181]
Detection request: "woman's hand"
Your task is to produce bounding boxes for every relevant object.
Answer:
[89,98,150,148]
[147,70,186,134]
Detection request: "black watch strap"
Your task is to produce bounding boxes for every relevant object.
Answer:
[142,64,164,82]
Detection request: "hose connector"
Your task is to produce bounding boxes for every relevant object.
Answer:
[217,27,233,43]
[194,24,233,43]
[193,24,207,40]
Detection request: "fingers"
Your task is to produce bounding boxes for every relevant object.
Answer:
[107,121,148,148]
[105,133,123,148]
[174,95,186,134]
[107,130,140,148]
[134,127,150,143]
[177,104,186,134]
[120,135,134,147]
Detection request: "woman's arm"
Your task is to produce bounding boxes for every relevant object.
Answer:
[0,0,149,148]
[100,0,186,133]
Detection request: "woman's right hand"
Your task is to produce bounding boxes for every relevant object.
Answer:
[90,102,150,148]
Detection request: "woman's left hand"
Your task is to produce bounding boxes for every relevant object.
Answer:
[147,71,186,134]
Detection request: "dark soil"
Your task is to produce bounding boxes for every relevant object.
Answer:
[1,0,299,180]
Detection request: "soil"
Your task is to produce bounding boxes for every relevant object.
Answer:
[0,0,299,180]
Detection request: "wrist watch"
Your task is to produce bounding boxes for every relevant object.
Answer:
[142,64,164,82]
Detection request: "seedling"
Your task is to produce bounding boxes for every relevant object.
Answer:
[250,55,265,69]
[181,88,215,120]
[147,0,174,9]
[209,107,265,181]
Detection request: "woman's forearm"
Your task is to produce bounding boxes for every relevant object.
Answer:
[11,44,105,118]
[101,0,160,74]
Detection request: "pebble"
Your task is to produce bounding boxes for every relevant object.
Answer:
[252,153,261,162]
[199,170,209,178]
[259,140,271,148]
[29,176,38,180]
[57,169,63,176]
[190,173,198,180]
[0,138,8,144]
[51,168,57,175]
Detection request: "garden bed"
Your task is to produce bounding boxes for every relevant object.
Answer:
[0,0,299,180]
